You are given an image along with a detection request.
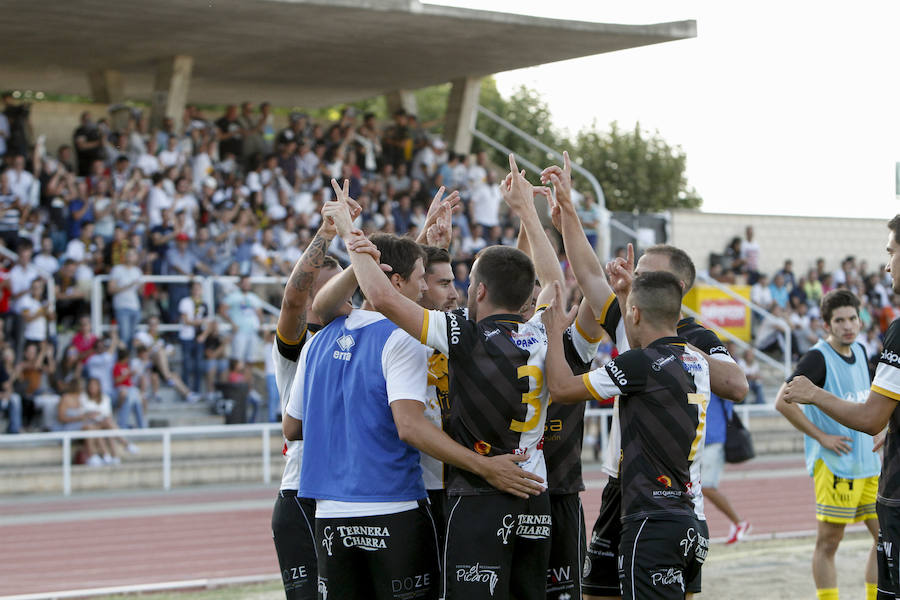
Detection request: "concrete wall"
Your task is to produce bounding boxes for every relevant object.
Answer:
[670,211,890,277]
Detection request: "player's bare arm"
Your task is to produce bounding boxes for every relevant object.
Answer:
[685,343,750,402]
[391,399,545,498]
[277,227,331,344]
[501,154,563,306]
[308,236,384,325]
[541,151,615,316]
[775,381,852,454]
[329,179,428,341]
[783,375,896,436]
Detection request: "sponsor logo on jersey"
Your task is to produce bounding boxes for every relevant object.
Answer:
[606,361,628,386]
[283,565,308,584]
[497,514,515,544]
[333,334,355,361]
[317,577,328,599]
[547,565,573,585]
[510,330,539,349]
[483,328,501,341]
[335,525,390,551]
[456,563,500,596]
[448,312,462,345]
[709,345,728,355]
[652,489,683,499]
[657,475,673,488]
[583,556,592,578]
[881,349,900,367]
[651,355,675,371]
[680,353,703,373]
[515,513,551,539]
[474,440,491,455]
[650,567,684,588]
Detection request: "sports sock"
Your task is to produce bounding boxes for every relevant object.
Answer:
[816,588,838,600]
[866,582,877,600]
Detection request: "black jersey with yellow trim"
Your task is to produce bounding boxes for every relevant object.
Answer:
[872,319,900,505]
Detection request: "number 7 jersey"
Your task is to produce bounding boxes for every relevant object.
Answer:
[420,308,553,496]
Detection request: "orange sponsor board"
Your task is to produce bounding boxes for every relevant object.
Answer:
[683,285,752,342]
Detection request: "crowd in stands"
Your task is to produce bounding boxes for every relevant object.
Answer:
[709,225,895,386]
[0,95,892,441]
[0,98,604,445]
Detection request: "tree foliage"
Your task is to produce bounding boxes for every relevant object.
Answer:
[574,121,701,212]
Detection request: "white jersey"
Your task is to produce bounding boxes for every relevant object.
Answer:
[272,330,309,492]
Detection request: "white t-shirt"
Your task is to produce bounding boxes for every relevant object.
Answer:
[109,264,142,311]
[33,253,59,276]
[19,294,47,341]
[178,296,202,341]
[147,186,173,228]
[470,182,502,227]
[9,264,40,313]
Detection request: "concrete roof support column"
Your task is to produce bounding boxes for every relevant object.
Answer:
[150,55,193,131]
[444,77,481,156]
[385,90,417,116]
[88,69,124,104]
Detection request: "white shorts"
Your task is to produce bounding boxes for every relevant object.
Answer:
[702,442,726,488]
[231,331,259,362]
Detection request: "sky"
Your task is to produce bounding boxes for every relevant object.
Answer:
[425,0,900,219]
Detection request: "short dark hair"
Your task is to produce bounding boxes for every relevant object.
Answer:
[370,233,426,281]
[630,271,683,328]
[644,244,696,293]
[423,246,451,272]
[889,215,900,245]
[472,246,535,311]
[820,289,860,324]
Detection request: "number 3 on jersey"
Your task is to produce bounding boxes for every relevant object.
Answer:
[687,393,708,461]
[510,365,543,432]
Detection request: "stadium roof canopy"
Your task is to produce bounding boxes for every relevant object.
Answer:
[2,0,696,107]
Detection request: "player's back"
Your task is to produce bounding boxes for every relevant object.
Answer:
[617,339,711,522]
[423,308,550,495]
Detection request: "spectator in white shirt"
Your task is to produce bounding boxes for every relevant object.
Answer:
[7,154,37,208]
[19,277,52,346]
[108,249,143,350]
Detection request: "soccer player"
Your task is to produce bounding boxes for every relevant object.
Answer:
[333,157,577,600]
[775,290,880,600]
[286,193,542,599]
[542,153,746,600]
[784,215,900,600]
[270,201,352,600]
[542,272,711,600]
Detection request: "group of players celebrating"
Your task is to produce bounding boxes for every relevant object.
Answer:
[266,147,900,600]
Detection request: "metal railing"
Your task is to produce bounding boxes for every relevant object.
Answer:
[0,404,780,496]
[474,105,642,261]
[90,274,286,335]
[0,422,283,496]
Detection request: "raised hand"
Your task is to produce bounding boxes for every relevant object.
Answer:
[606,243,635,298]
[422,186,460,231]
[499,154,544,215]
[540,150,573,210]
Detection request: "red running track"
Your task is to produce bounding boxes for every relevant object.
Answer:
[0,455,815,597]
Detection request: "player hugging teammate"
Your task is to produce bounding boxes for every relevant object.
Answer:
[272,152,750,600]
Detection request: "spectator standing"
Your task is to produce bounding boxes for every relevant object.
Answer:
[177,280,207,398]
[108,249,143,350]
[19,277,52,348]
[73,112,104,177]
[113,352,146,429]
[215,105,243,161]
[741,225,761,283]
[222,275,263,365]
[739,347,766,404]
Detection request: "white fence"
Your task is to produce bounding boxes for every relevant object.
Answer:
[0,404,778,497]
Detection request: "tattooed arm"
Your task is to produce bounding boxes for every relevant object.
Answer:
[277,227,333,344]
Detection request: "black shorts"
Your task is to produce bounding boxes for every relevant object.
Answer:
[548,493,585,599]
[618,515,706,600]
[685,518,708,594]
[877,501,900,599]
[315,501,440,600]
[445,492,551,600]
[428,488,448,561]
[271,491,317,600]
[583,477,622,596]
